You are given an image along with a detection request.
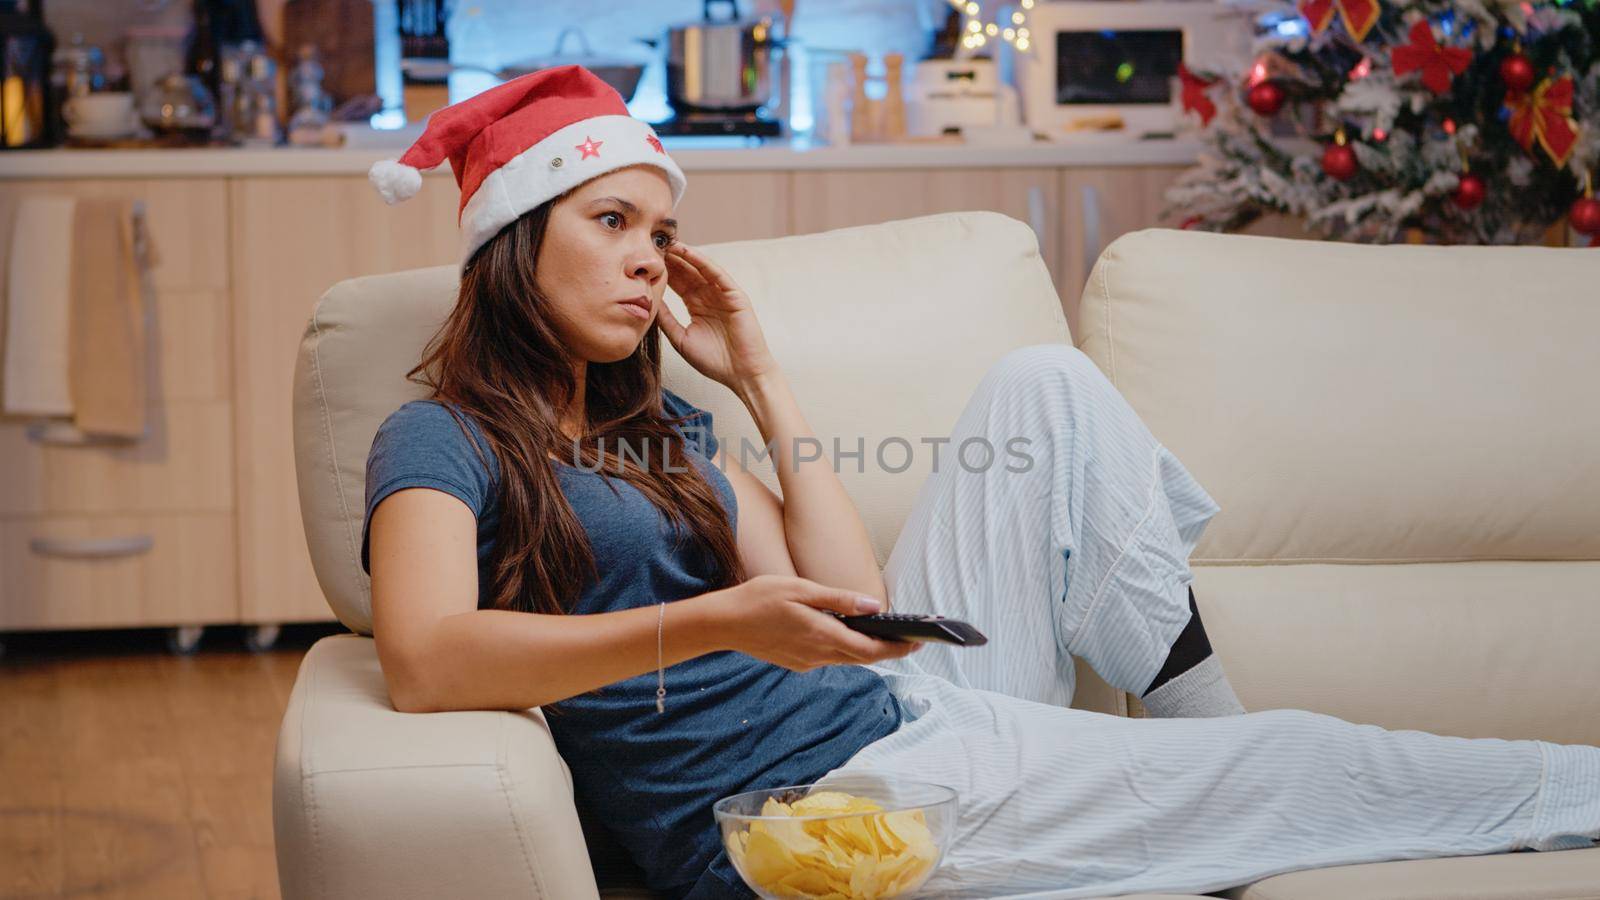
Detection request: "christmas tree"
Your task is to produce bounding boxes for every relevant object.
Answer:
[1166,0,1600,245]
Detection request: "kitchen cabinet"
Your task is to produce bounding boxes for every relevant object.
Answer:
[1,514,236,630]
[790,168,1062,297]
[0,178,234,638]
[229,174,460,626]
[674,172,791,244]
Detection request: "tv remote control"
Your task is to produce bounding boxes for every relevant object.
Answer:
[830,611,988,646]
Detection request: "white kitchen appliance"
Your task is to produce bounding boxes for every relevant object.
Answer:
[904,58,1022,138]
[1002,0,1252,138]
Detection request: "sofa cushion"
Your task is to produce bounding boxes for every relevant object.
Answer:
[1076,229,1600,566]
[1191,561,1600,745]
[1077,229,1600,744]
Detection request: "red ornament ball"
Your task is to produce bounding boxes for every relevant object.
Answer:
[1246,81,1286,117]
[1499,53,1536,93]
[1570,197,1600,235]
[1451,173,1486,210]
[1321,142,1358,181]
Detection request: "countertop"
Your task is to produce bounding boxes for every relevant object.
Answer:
[0,131,1201,179]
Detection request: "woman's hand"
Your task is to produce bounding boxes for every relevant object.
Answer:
[658,241,779,389]
[705,575,923,673]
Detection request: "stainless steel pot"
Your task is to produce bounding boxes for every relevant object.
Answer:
[646,0,785,113]
[498,28,646,103]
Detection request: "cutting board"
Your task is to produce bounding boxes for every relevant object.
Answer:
[280,0,376,105]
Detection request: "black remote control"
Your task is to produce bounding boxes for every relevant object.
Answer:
[830,611,988,646]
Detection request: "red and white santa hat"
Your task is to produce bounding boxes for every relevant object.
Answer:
[368,64,686,269]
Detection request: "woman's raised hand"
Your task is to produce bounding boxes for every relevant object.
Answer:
[659,241,779,390]
[707,574,923,673]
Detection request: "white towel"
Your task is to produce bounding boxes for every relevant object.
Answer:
[3,195,77,417]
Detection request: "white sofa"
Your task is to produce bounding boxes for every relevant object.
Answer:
[275,211,1600,899]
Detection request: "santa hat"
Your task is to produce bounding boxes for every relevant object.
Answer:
[367,64,686,269]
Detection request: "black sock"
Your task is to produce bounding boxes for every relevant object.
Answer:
[1142,586,1214,697]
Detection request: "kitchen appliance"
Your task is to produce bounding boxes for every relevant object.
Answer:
[904,57,1021,138]
[1,0,55,149]
[644,0,786,138]
[1003,0,1251,138]
[124,25,187,104]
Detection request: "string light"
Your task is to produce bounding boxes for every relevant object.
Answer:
[951,0,1034,52]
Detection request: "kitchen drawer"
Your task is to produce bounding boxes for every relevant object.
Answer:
[0,512,236,629]
[0,400,234,515]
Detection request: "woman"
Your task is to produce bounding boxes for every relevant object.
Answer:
[362,67,1600,899]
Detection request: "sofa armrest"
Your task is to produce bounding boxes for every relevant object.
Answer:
[273,634,604,900]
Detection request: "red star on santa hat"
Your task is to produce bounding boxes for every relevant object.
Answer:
[645,134,664,154]
[576,136,603,159]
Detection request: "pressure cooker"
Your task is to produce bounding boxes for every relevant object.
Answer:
[642,0,786,113]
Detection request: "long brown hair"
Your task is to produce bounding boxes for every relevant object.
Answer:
[406,194,746,625]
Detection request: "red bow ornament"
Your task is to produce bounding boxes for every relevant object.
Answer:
[1298,0,1381,42]
[1507,75,1579,167]
[1390,20,1472,94]
[1178,63,1218,126]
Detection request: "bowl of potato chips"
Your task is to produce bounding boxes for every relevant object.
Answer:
[713,774,957,899]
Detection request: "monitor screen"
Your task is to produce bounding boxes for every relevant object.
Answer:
[1055,29,1184,105]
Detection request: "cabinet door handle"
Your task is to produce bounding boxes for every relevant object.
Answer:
[1027,184,1047,248]
[1080,184,1103,267]
[26,420,142,446]
[30,535,155,559]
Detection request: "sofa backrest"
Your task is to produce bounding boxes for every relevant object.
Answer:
[292,210,1069,636]
[1077,229,1600,743]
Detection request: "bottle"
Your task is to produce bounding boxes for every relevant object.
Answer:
[287,43,331,146]
[234,45,279,147]
[2,0,58,148]
[185,0,219,101]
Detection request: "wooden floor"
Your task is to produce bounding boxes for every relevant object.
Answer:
[0,623,346,900]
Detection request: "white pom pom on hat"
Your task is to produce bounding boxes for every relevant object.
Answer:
[365,64,687,268]
[368,159,423,205]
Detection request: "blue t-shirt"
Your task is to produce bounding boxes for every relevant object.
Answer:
[361,389,904,899]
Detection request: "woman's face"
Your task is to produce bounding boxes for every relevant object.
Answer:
[537,165,678,364]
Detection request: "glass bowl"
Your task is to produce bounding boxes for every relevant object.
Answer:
[713,774,957,899]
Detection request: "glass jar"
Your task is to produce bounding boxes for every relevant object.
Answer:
[139,71,217,142]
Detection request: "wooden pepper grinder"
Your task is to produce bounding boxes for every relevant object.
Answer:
[881,52,906,142]
[848,52,874,142]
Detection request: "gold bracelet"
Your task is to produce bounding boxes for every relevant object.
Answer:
[656,601,667,714]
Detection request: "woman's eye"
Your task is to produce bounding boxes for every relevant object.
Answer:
[599,211,623,229]
[654,232,673,250]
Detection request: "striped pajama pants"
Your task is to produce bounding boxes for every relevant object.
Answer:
[818,344,1600,899]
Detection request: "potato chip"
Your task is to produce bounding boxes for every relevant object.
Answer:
[790,791,864,815]
[725,788,942,899]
